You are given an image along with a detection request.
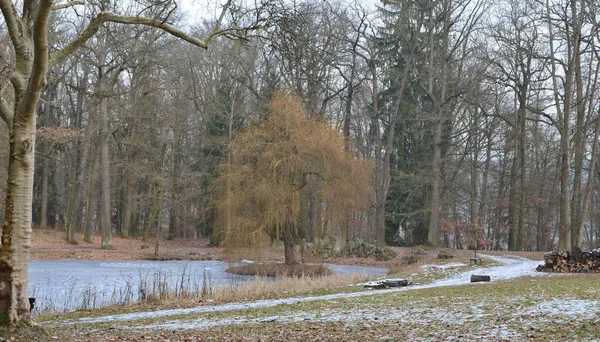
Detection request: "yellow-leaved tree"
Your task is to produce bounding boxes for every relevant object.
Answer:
[215,91,371,265]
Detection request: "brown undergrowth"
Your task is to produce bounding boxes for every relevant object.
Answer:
[226,263,333,277]
[31,229,545,270]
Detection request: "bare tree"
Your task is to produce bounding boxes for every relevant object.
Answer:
[0,0,269,326]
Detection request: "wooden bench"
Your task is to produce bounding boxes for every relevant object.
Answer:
[469,258,482,266]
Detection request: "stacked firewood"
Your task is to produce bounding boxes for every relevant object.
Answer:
[537,248,600,273]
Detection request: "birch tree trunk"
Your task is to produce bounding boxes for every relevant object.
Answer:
[0,0,52,325]
[0,0,265,326]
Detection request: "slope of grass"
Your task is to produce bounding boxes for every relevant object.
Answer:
[35,274,600,341]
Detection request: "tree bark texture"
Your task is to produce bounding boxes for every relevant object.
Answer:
[283,223,297,265]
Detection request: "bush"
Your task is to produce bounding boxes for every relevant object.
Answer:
[348,241,397,261]
[438,251,454,259]
[374,247,398,261]
[226,263,333,277]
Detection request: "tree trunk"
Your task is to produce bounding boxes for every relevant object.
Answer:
[64,178,76,243]
[570,2,585,250]
[168,137,182,240]
[369,59,388,248]
[470,110,479,225]
[495,134,509,250]
[83,150,99,243]
[0,123,37,325]
[283,223,297,265]
[39,157,49,230]
[68,113,93,243]
[546,0,574,251]
[154,183,164,256]
[426,0,451,247]
[0,0,252,326]
[479,119,492,239]
[376,63,409,247]
[0,0,52,325]
[99,79,113,249]
[371,61,385,247]
[342,41,358,150]
[309,192,323,248]
[517,158,525,250]
[577,106,600,249]
[559,117,572,252]
[122,172,133,238]
[517,104,526,251]
[144,180,163,242]
[428,121,442,246]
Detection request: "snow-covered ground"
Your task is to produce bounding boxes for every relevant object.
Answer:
[53,254,547,328]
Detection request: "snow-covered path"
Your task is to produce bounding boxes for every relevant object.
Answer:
[52,254,544,328]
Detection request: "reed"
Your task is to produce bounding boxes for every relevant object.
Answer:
[30,268,373,316]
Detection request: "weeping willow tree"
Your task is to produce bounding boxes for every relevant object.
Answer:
[215,92,371,265]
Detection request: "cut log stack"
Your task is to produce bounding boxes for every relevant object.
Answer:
[537,248,600,273]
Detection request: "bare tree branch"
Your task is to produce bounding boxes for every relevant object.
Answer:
[18,0,53,124]
[0,96,13,129]
[526,105,558,128]
[52,1,84,11]
[49,0,250,69]
[0,0,22,52]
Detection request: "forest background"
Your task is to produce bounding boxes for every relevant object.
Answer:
[1,0,599,261]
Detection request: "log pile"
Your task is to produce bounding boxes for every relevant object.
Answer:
[536,248,600,273]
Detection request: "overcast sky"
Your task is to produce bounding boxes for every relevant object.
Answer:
[177,0,380,27]
[178,0,217,25]
[177,0,252,26]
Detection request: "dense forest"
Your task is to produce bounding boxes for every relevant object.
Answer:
[2,0,600,260]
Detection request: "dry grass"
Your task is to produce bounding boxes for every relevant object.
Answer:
[226,263,333,277]
[35,271,372,321]
[209,272,369,302]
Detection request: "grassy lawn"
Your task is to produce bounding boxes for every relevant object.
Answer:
[32,273,600,341]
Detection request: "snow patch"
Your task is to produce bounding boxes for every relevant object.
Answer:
[530,298,600,317]
[421,262,466,270]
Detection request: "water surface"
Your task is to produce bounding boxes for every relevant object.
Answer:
[29,259,388,313]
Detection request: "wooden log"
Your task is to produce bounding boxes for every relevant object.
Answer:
[470,274,490,282]
[363,281,385,289]
[381,279,408,287]
[364,279,410,289]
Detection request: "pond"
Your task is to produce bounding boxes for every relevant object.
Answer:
[28,260,388,314]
